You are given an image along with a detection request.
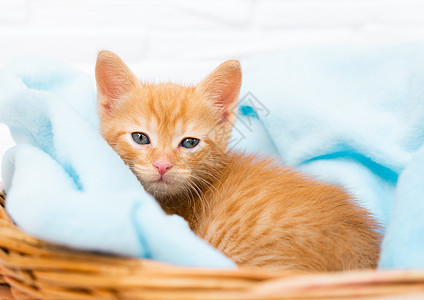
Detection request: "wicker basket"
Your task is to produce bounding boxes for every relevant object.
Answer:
[0,190,424,299]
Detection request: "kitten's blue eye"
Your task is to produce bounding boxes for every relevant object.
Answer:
[180,138,200,149]
[132,132,150,145]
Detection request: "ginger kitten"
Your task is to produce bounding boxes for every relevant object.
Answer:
[96,51,381,271]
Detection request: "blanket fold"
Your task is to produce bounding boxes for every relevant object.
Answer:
[0,57,235,268]
[238,42,424,269]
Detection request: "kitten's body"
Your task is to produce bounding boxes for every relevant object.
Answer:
[96,51,381,271]
[187,153,379,271]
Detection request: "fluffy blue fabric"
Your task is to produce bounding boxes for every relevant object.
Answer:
[0,57,235,268]
[236,42,424,269]
[2,42,424,270]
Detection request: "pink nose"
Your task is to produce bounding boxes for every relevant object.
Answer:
[153,161,172,176]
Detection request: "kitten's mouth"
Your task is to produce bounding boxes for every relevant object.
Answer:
[156,177,168,184]
[145,175,180,196]
[139,173,184,196]
[152,174,172,185]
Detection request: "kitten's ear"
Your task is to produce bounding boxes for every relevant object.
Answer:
[95,50,138,116]
[196,60,242,123]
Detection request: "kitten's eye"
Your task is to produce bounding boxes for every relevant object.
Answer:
[132,132,150,145]
[180,138,200,149]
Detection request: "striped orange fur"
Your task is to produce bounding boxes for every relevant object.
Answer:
[96,51,381,271]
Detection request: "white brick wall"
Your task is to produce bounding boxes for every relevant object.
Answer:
[1,0,424,164]
[2,0,424,77]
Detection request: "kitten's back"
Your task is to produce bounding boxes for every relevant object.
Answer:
[194,153,381,271]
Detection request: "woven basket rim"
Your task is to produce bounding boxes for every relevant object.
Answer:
[1,188,424,299]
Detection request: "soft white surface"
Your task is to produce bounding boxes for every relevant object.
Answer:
[2,0,424,172]
[0,125,13,165]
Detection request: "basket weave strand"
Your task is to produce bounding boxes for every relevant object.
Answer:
[0,189,424,299]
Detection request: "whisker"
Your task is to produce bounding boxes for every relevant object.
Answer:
[187,174,223,218]
[194,169,224,186]
[184,180,206,222]
[184,182,203,224]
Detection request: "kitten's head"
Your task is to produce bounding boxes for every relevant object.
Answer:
[96,51,241,200]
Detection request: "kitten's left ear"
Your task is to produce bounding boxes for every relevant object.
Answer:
[196,60,242,123]
[95,50,139,117]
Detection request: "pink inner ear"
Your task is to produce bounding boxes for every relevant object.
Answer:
[99,71,128,101]
[217,81,241,117]
[213,86,240,124]
[97,70,127,115]
[197,60,242,123]
[96,51,137,115]
[217,107,232,124]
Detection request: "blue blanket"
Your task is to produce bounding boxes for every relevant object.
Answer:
[236,42,424,269]
[0,57,234,268]
[2,42,424,269]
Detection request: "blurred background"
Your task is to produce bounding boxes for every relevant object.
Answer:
[1,0,424,164]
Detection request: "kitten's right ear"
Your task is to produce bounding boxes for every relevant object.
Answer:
[196,60,242,124]
[95,50,138,116]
